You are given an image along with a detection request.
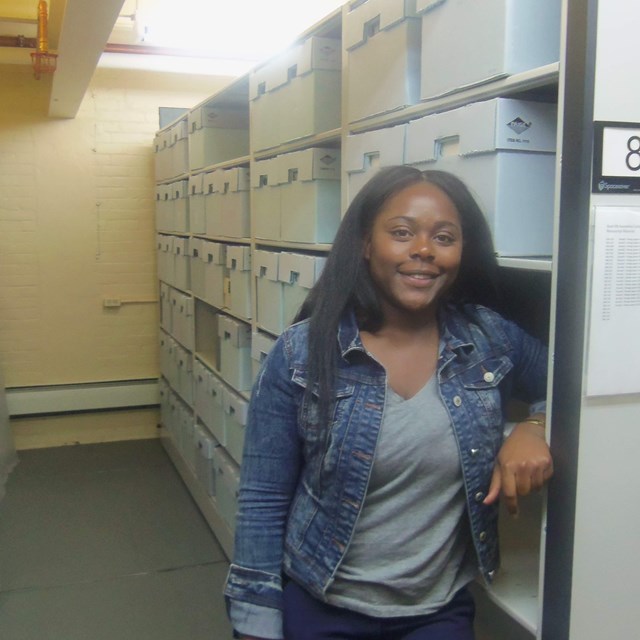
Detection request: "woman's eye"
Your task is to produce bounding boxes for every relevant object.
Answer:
[391,228,412,238]
[435,233,455,244]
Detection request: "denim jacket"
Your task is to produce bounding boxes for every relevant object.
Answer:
[224,304,548,639]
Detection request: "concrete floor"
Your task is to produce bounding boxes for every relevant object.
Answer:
[0,438,233,640]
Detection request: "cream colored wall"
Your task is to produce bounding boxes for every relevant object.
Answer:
[0,64,230,446]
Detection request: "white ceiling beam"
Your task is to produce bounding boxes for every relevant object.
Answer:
[48,0,125,118]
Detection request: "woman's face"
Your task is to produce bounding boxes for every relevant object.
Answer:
[364,181,463,323]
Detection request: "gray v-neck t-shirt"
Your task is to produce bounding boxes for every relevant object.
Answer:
[325,375,477,617]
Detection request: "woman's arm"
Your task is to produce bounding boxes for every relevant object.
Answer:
[224,335,303,639]
[485,316,553,516]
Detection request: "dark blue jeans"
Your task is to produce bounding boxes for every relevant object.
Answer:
[282,581,475,640]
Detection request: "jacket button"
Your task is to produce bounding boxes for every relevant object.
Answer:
[470,448,479,456]
[475,492,484,502]
[453,396,462,407]
[483,371,495,383]
[479,531,487,542]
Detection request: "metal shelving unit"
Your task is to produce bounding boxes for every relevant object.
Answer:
[154,2,640,637]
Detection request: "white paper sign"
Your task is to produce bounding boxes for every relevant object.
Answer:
[586,206,640,396]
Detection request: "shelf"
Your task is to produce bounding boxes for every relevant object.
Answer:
[193,295,251,336]
[195,154,251,174]
[497,257,553,272]
[254,240,333,253]
[160,428,234,559]
[156,172,190,185]
[253,127,342,161]
[475,547,540,635]
[156,230,190,238]
[255,323,281,339]
[472,493,545,635]
[194,350,218,373]
[158,278,191,296]
[348,63,560,134]
[192,234,251,246]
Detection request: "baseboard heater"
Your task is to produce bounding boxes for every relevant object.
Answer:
[5,379,160,417]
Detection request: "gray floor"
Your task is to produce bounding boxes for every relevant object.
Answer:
[0,438,233,640]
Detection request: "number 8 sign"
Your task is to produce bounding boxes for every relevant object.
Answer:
[593,121,640,193]
[626,136,640,172]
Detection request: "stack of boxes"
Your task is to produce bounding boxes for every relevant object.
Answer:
[250,36,341,152]
[157,96,251,533]
[343,0,561,123]
[254,250,283,334]
[188,173,206,234]
[155,179,189,234]
[156,234,190,292]
[278,148,341,244]
[252,148,341,244]
[252,157,280,240]
[201,240,227,309]
[194,423,218,496]
[417,0,561,100]
[344,0,422,123]
[154,117,189,182]
[215,168,251,239]
[345,97,558,256]
[218,315,252,393]
[344,124,407,204]
[202,167,251,239]
[405,98,557,256]
[254,249,326,334]
[279,253,326,327]
[226,245,252,320]
[188,104,249,171]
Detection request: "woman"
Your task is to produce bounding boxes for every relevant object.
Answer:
[224,166,553,639]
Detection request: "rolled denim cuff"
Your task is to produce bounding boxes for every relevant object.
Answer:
[224,564,283,609]
[229,599,283,640]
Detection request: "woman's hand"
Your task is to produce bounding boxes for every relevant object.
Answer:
[483,418,553,517]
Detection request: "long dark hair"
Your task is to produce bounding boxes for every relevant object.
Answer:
[294,165,501,426]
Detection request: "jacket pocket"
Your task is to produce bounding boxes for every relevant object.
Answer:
[291,369,355,439]
[457,356,513,427]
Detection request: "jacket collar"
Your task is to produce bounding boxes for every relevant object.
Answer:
[336,305,476,361]
[337,310,363,359]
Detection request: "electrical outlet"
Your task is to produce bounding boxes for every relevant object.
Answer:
[103,298,122,308]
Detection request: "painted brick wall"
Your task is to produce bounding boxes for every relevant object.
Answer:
[0,65,229,388]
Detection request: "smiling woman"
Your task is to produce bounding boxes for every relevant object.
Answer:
[223,166,553,640]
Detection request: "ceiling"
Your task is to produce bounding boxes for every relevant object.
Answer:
[0,0,345,119]
[1,0,136,118]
